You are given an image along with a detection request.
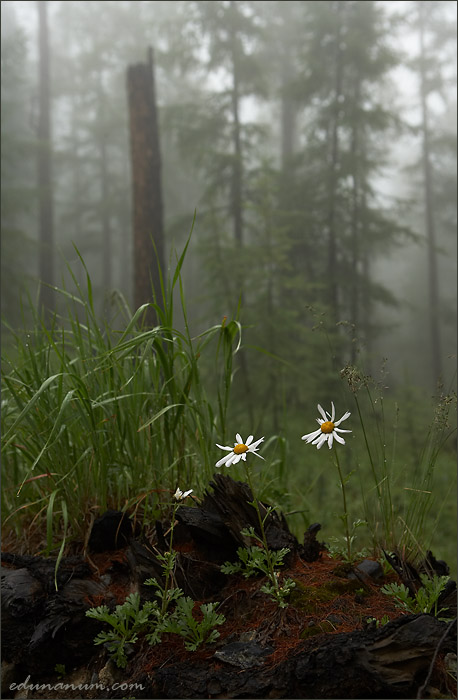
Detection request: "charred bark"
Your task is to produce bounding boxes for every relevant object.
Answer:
[2,479,455,699]
[126,48,164,327]
[142,615,456,700]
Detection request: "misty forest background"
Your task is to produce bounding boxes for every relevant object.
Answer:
[1,1,457,565]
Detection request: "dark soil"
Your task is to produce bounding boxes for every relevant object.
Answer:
[2,475,456,699]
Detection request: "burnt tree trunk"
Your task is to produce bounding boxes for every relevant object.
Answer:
[127,48,164,327]
[37,0,55,322]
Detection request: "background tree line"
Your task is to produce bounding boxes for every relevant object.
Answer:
[1,0,456,438]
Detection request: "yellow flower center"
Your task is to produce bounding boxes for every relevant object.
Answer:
[234,443,249,454]
[320,421,335,434]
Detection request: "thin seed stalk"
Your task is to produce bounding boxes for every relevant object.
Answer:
[161,501,178,617]
[333,448,352,563]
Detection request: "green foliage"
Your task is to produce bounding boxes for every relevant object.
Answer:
[381,574,452,619]
[366,614,390,628]
[221,524,295,609]
[221,543,289,579]
[1,0,456,604]
[341,364,457,565]
[54,664,66,679]
[326,519,370,564]
[87,489,225,663]
[86,593,157,669]
[151,597,225,652]
[87,584,224,664]
[1,239,238,545]
[144,560,183,614]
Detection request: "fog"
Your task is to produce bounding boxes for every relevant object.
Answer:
[2,1,457,412]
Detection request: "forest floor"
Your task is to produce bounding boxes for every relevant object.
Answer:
[1,476,457,699]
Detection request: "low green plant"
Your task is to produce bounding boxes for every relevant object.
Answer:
[381,574,452,619]
[366,614,390,628]
[144,557,183,617]
[54,663,66,679]
[215,435,296,608]
[221,525,295,608]
[326,518,369,563]
[144,488,190,620]
[86,593,156,669]
[150,597,225,651]
[87,487,226,663]
[87,576,225,664]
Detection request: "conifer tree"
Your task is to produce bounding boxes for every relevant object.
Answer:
[282,1,409,366]
[1,7,35,325]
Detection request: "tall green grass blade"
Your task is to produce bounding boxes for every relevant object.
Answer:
[46,489,59,556]
[3,373,65,443]
[54,499,68,591]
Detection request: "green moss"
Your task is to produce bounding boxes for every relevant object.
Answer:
[300,619,339,639]
[290,578,367,613]
[300,624,322,639]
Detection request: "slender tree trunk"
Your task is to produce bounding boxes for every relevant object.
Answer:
[279,4,297,176]
[70,95,83,243]
[127,48,164,327]
[418,2,442,385]
[327,0,344,328]
[98,80,112,295]
[349,77,361,365]
[229,2,243,253]
[100,135,111,293]
[37,0,54,321]
[228,1,253,426]
[281,85,296,172]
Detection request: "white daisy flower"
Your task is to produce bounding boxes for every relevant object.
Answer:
[301,402,351,449]
[215,433,265,468]
[173,487,193,501]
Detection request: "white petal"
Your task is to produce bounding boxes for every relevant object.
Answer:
[182,489,193,498]
[174,488,182,500]
[235,433,243,444]
[328,433,334,448]
[245,435,254,446]
[334,427,351,434]
[334,433,346,445]
[317,404,327,421]
[330,402,335,422]
[316,434,328,449]
[252,451,265,460]
[216,453,232,468]
[249,436,264,450]
[216,444,233,451]
[335,411,351,426]
[302,428,322,442]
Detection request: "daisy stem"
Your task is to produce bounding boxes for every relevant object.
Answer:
[161,502,179,617]
[333,449,352,564]
[244,466,280,594]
